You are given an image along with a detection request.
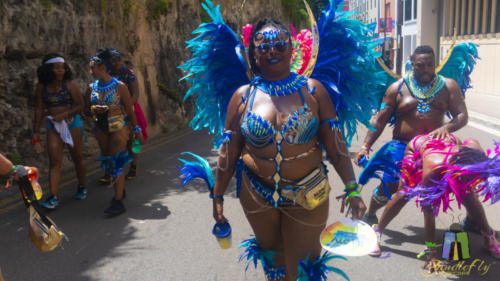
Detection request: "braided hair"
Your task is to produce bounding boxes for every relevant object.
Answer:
[247,18,291,75]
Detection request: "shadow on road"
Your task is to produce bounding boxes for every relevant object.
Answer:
[0,130,225,281]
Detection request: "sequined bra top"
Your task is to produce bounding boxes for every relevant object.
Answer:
[43,84,72,108]
[90,78,121,106]
[241,84,319,148]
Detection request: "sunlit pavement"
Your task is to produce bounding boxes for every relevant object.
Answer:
[0,125,498,281]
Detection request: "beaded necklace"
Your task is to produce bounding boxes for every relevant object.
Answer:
[257,72,308,97]
[404,72,445,114]
[93,77,118,93]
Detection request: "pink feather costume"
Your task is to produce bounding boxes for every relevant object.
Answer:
[400,134,500,216]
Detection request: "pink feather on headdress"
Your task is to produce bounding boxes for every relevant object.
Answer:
[242,24,253,48]
[295,29,313,75]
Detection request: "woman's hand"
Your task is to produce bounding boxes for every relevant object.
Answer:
[212,198,227,223]
[52,112,67,122]
[348,196,366,220]
[356,147,371,166]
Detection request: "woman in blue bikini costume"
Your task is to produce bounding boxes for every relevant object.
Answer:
[33,54,87,209]
[179,1,389,280]
[86,48,140,215]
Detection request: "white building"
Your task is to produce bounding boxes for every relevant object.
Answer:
[367,0,380,28]
[349,0,368,22]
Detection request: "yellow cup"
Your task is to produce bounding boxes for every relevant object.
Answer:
[212,222,232,249]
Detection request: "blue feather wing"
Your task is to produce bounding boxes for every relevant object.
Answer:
[178,0,249,147]
[311,1,387,145]
[177,152,215,192]
[437,42,479,96]
[373,57,400,126]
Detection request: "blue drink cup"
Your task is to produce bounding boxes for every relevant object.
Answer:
[212,222,232,249]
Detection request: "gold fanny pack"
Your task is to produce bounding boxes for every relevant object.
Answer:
[281,166,330,210]
[107,105,125,132]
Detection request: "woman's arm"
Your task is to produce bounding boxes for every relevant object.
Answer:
[311,79,366,219]
[33,83,45,139]
[212,86,247,222]
[0,154,14,176]
[53,81,83,121]
[128,80,140,104]
[117,82,138,128]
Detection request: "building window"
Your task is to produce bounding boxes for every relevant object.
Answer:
[404,0,412,21]
[404,0,417,22]
[413,0,418,19]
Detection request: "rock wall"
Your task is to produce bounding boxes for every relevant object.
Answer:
[0,0,284,169]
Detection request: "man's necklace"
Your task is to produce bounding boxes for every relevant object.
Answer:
[404,72,445,114]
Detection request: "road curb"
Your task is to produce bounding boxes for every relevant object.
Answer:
[468,111,500,137]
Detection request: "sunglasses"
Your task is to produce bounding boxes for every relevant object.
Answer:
[256,41,288,55]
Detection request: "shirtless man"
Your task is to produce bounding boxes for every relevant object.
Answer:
[356,45,468,224]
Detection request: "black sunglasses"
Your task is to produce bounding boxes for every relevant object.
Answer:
[256,41,288,55]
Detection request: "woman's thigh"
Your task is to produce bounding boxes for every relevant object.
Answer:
[94,129,109,155]
[107,127,129,155]
[68,127,84,159]
[239,173,283,252]
[47,129,63,165]
[280,197,329,274]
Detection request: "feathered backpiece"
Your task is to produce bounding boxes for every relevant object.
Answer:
[436,42,479,96]
[178,0,249,147]
[376,42,479,97]
[310,0,387,144]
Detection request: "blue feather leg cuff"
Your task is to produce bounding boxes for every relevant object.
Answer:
[239,237,286,280]
[297,252,349,281]
[97,150,133,178]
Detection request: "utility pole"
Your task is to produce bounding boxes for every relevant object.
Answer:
[396,0,403,75]
[383,0,387,63]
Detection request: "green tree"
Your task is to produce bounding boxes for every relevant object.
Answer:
[281,0,331,28]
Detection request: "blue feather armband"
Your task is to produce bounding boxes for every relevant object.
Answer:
[177,152,215,195]
[321,117,341,131]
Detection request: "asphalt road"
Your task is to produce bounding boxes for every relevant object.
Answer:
[0,125,499,281]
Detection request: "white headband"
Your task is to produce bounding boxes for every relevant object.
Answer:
[44,57,65,64]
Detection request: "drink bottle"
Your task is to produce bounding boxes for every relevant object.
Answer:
[32,139,44,153]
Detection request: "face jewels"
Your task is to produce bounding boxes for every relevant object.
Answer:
[255,29,289,42]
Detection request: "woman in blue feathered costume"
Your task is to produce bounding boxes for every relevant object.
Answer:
[210,18,366,280]
[178,0,391,279]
